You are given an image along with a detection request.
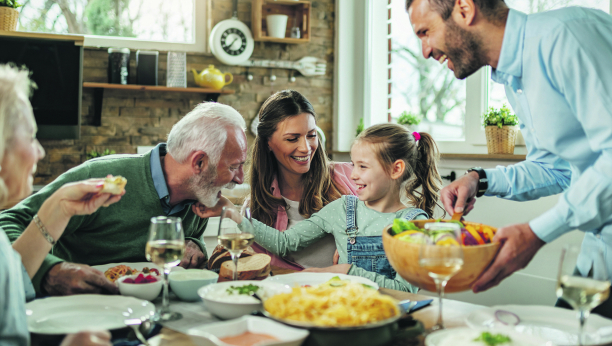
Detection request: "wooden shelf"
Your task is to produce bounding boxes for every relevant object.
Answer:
[83,82,234,126]
[252,0,311,44]
[0,31,84,45]
[83,82,234,94]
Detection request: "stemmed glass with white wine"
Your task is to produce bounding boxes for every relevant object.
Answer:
[557,245,610,345]
[217,207,255,281]
[418,222,464,332]
[145,216,185,321]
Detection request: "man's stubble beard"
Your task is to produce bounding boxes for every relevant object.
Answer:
[444,18,488,80]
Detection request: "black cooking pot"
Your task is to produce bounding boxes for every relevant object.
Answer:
[253,311,423,346]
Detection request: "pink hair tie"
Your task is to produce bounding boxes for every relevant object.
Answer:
[413,131,421,141]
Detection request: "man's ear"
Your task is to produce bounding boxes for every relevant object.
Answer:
[191,151,209,174]
[390,159,406,180]
[453,0,477,26]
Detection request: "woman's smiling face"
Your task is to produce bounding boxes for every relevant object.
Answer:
[267,112,318,179]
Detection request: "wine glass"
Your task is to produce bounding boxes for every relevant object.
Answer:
[217,207,254,281]
[145,216,185,321]
[557,245,610,345]
[418,222,464,332]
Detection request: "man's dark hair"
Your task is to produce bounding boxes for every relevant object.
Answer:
[406,0,507,23]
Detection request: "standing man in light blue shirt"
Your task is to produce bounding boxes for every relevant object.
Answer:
[406,0,612,316]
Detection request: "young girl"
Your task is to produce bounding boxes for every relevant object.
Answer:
[203,123,442,291]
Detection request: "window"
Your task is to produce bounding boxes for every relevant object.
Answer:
[390,0,466,141]
[390,0,611,153]
[17,0,209,53]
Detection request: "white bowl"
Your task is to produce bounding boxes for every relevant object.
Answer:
[424,327,556,346]
[169,269,218,302]
[117,274,162,301]
[187,315,309,346]
[197,281,291,320]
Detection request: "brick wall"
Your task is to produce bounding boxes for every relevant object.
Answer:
[35,0,335,185]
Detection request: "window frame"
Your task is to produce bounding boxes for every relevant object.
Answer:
[81,0,210,54]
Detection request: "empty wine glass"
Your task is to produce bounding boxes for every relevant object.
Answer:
[145,216,185,321]
[557,245,610,345]
[418,222,463,332]
[217,208,254,281]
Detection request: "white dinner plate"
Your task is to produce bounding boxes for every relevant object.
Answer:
[263,272,379,290]
[425,326,555,346]
[26,294,155,334]
[91,262,185,274]
[466,305,612,345]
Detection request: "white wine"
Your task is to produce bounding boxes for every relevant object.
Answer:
[557,275,611,310]
[145,240,185,267]
[419,258,464,281]
[218,233,255,253]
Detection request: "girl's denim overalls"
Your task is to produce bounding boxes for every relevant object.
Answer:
[345,195,427,279]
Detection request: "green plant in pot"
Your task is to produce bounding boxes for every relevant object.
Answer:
[397,111,422,127]
[0,1,22,31]
[482,104,519,154]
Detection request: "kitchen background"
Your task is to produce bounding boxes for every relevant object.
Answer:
[34,0,334,185]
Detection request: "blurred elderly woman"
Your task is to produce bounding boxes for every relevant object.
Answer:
[0,64,122,346]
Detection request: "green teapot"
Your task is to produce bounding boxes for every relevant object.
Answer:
[191,65,233,90]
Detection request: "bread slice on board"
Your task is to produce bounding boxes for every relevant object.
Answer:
[208,245,256,270]
[218,253,271,282]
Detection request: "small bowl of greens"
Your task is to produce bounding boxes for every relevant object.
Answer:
[198,281,291,320]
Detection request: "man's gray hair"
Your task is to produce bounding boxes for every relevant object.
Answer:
[166,102,246,165]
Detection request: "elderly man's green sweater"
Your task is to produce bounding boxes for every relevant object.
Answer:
[0,151,208,293]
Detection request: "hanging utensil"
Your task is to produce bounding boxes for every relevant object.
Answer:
[235,56,326,76]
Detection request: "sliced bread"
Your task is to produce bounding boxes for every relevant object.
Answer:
[208,245,257,270]
[218,253,271,282]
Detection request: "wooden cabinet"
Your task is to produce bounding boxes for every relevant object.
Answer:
[251,0,311,44]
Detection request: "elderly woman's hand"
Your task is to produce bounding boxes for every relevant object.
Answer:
[53,178,125,218]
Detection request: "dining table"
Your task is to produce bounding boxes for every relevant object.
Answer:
[142,266,486,346]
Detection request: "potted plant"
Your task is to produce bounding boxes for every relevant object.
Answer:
[482,104,519,154]
[397,111,422,128]
[0,0,21,31]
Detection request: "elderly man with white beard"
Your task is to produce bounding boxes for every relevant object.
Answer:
[0,102,247,296]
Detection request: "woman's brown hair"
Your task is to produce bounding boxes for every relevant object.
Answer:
[248,90,345,226]
[355,123,442,218]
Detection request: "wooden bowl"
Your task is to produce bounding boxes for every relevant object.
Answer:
[382,220,500,293]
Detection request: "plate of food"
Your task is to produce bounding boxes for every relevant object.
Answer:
[26,294,155,334]
[465,305,612,345]
[263,272,379,290]
[263,277,398,329]
[91,262,184,283]
[425,327,555,346]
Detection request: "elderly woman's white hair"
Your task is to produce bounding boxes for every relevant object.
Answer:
[0,64,35,207]
[166,102,246,165]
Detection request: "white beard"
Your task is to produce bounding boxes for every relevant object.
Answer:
[191,167,236,208]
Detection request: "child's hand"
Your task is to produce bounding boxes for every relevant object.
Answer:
[303,264,351,274]
[191,197,240,222]
[332,250,339,265]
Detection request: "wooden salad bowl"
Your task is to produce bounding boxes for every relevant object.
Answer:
[382,220,501,293]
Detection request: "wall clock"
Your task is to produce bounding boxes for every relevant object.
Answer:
[209,17,255,66]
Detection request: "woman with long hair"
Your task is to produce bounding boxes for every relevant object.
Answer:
[245,90,357,270]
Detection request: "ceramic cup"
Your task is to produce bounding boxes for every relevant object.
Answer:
[266,14,288,38]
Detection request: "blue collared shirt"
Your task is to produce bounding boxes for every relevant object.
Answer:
[486,7,612,276]
[150,143,196,215]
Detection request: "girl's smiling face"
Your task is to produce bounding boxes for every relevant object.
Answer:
[350,141,398,208]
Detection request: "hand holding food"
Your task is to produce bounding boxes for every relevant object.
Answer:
[43,262,119,295]
[439,171,479,216]
[100,175,127,195]
[191,197,240,223]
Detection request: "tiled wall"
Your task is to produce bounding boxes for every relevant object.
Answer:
[35,0,335,185]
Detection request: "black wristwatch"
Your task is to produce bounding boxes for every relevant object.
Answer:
[467,167,488,198]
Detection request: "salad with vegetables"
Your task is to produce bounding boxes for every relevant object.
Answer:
[390,219,496,246]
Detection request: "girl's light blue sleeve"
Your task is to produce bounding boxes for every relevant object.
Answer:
[20,264,35,301]
[239,199,342,257]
